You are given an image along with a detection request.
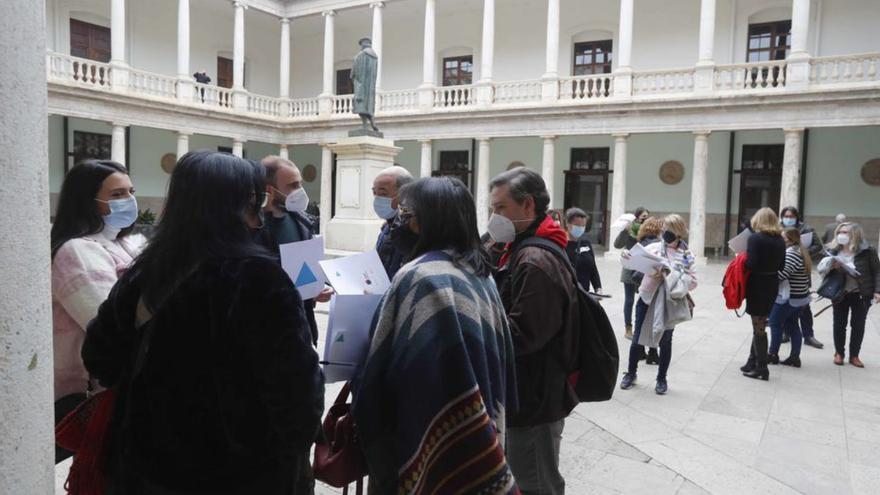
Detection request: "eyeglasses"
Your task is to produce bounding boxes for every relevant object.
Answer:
[398,206,414,220]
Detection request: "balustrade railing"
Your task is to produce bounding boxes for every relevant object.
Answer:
[377,89,419,113]
[247,94,284,117]
[193,82,233,109]
[290,97,320,118]
[128,68,177,99]
[633,68,695,95]
[47,52,112,89]
[434,85,475,108]
[811,53,880,85]
[332,94,354,115]
[494,80,542,104]
[559,75,613,100]
[714,60,787,91]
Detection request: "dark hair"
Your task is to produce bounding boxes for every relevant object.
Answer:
[634,206,649,219]
[565,207,588,223]
[780,206,800,221]
[398,176,492,277]
[129,151,272,308]
[488,167,550,215]
[51,160,132,258]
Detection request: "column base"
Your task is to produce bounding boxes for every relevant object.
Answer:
[541,75,559,102]
[417,85,435,111]
[693,63,715,94]
[786,57,812,90]
[318,94,334,116]
[232,89,248,111]
[612,68,633,98]
[177,78,194,102]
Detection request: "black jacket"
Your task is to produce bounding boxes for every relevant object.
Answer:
[565,238,602,292]
[82,257,324,494]
[376,217,418,280]
[823,242,880,298]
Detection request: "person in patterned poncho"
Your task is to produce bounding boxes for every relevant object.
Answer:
[353,177,520,495]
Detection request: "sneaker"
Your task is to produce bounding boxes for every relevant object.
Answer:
[804,337,824,349]
[655,379,668,395]
[620,372,637,390]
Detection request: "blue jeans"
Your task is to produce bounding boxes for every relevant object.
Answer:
[623,283,637,327]
[628,299,674,381]
[769,302,803,357]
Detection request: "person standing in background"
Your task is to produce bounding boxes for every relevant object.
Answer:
[615,207,650,340]
[779,206,824,350]
[372,165,417,279]
[564,207,602,293]
[823,213,847,244]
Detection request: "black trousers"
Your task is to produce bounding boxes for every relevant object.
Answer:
[833,293,869,358]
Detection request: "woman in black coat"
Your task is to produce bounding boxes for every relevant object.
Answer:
[82,151,324,494]
[741,207,786,381]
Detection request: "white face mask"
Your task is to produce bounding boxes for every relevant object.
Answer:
[837,234,851,247]
[284,187,309,213]
[487,213,517,244]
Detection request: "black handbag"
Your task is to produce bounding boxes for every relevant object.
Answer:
[817,269,847,304]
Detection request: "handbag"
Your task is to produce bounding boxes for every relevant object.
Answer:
[313,382,368,495]
[817,269,847,304]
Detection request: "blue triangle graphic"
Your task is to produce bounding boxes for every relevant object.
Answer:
[295,262,319,287]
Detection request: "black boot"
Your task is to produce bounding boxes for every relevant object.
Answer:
[646,348,659,365]
[740,338,757,372]
[744,332,770,381]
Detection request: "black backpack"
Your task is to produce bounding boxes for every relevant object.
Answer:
[512,237,619,402]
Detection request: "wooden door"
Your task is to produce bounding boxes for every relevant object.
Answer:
[70,19,111,62]
[217,57,234,88]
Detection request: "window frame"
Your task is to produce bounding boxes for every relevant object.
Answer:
[572,40,614,76]
[746,20,792,63]
[442,55,474,87]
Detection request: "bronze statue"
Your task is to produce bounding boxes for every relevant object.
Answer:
[351,38,380,134]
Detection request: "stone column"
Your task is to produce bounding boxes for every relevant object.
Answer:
[371,3,384,91]
[542,0,561,101]
[477,0,495,105]
[319,10,336,115]
[613,0,634,97]
[419,139,433,178]
[176,0,193,101]
[694,0,716,93]
[0,1,54,491]
[176,131,190,160]
[279,144,289,160]
[232,138,245,158]
[780,128,804,211]
[787,0,812,88]
[606,133,629,255]
[279,18,290,98]
[476,138,492,234]
[232,1,248,110]
[689,132,711,264]
[111,123,127,166]
[110,0,129,88]
[541,136,557,208]
[320,144,333,237]
[419,0,437,109]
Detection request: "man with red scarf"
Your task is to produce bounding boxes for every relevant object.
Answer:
[489,167,578,495]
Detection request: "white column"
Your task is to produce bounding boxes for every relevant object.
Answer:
[476,138,492,234]
[177,0,190,78]
[694,0,717,93]
[541,0,560,101]
[110,0,126,66]
[613,0,634,96]
[419,139,432,178]
[176,131,189,160]
[689,132,711,264]
[780,129,804,211]
[232,138,244,158]
[279,144,289,160]
[606,133,629,254]
[476,0,495,105]
[541,136,557,208]
[422,0,436,86]
[279,18,290,98]
[232,1,246,90]
[111,123,127,166]
[371,3,384,91]
[790,0,811,58]
[320,144,333,236]
[321,11,336,96]
[1,1,54,491]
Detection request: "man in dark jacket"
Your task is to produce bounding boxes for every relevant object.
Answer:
[490,168,577,495]
[780,206,825,349]
[261,156,333,347]
[823,213,847,244]
[372,165,417,279]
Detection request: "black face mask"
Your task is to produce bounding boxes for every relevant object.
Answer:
[662,230,677,244]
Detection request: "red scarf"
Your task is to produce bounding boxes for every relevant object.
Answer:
[499,215,569,267]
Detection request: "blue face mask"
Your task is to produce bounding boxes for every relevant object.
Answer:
[570,226,586,239]
[782,217,797,227]
[97,196,139,229]
[373,195,397,220]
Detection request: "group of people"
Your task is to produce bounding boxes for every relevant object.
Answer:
[52,152,605,494]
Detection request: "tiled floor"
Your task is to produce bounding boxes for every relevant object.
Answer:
[56,257,880,494]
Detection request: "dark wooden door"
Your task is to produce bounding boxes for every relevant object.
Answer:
[217,57,234,88]
[336,69,353,95]
[737,145,784,230]
[564,147,610,245]
[70,19,111,62]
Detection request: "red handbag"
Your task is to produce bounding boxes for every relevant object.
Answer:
[55,388,117,495]
[313,382,368,494]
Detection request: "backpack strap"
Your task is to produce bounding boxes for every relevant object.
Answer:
[513,237,581,291]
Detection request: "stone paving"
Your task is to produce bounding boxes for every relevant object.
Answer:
[56,257,880,494]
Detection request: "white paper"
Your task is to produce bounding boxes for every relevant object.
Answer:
[609,214,636,244]
[621,243,668,274]
[279,236,327,300]
[319,250,391,295]
[830,255,861,277]
[322,294,383,383]
[728,229,752,254]
[800,232,813,248]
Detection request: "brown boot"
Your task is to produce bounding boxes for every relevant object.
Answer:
[625,325,633,340]
[850,356,865,368]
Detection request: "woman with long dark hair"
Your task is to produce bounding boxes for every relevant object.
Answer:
[82,151,324,494]
[51,159,144,463]
[354,177,519,494]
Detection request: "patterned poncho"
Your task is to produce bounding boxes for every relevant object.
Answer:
[353,251,519,495]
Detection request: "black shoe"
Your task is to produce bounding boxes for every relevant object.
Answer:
[781,356,801,368]
[743,368,769,381]
[768,354,780,365]
[804,337,824,349]
[782,335,791,344]
[637,347,647,361]
[740,361,756,373]
[620,372,637,390]
[655,379,668,395]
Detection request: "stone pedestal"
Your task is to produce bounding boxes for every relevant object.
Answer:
[325,136,402,252]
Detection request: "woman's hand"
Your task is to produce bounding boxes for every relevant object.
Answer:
[315,287,334,303]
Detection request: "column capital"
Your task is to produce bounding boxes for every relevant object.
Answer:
[322,9,336,17]
[111,122,129,128]
[418,138,432,144]
[280,17,290,25]
[232,137,247,143]
[176,130,192,137]
[279,143,289,148]
[370,2,385,8]
[612,132,630,139]
[693,130,712,137]
[783,128,806,134]
[232,1,248,10]
[477,137,493,144]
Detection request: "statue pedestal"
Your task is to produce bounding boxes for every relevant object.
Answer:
[325,136,402,252]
